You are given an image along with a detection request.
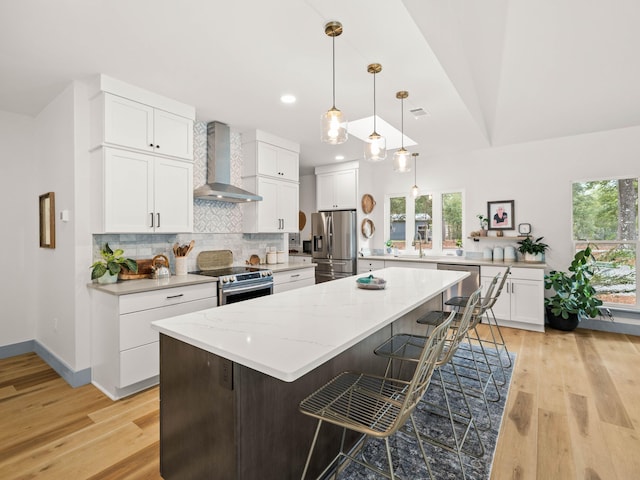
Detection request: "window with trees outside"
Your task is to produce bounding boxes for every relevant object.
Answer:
[572,178,638,308]
[386,191,462,254]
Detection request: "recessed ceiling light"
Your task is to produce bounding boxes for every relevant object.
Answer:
[280,94,296,104]
[335,155,345,160]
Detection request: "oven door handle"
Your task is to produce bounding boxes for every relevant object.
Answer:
[223,283,274,295]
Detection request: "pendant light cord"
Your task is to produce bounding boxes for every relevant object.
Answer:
[400,96,405,149]
[332,35,336,108]
[373,72,377,131]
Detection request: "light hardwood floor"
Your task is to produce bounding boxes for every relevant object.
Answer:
[1,325,638,479]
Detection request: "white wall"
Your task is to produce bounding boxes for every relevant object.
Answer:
[0,110,37,346]
[364,125,640,274]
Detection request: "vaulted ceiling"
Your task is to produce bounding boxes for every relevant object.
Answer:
[1,0,639,172]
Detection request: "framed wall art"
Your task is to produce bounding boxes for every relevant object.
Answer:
[487,200,514,230]
[39,192,56,248]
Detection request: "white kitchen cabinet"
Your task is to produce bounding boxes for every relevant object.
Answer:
[481,266,544,332]
[92,147,193,233]
[357,259,386,274]
[92,93,194,161]
[384,260,437,270]
[242,176,299,233]
[273,267,315,294]
[315,163,358,211]
[243,140,299,182]
[90,282,217,399]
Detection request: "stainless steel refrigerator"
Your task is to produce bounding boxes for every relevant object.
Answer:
[312,210,357,283]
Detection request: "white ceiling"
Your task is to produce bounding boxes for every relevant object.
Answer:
[2,0,639,173]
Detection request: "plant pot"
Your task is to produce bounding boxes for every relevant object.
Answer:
[456,249,463,256]
[97,271,118,284]
[546,307,579,331]
[479,229,488,237]
[524,252,543,262]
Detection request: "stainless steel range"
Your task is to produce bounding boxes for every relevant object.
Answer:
[192,250,273,306]
[193,266,273,305]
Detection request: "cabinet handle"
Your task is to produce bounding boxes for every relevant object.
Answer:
[150,213,154,228]
[156,144,160,149]
[511,283,514,294]
[291,274,300,278]
[166,293,184,299]
[149,143,154,147]
[156,213,161,228]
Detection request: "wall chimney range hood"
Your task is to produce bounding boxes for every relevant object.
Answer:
[194,121,262,203]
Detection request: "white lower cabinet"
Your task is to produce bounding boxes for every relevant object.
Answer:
[273,267,315,294]
[481,266,544,332]
[90,282,217,399]
[357,258,436,274]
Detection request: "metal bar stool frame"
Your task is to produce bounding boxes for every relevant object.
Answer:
[298,312,454,480]
[373,288,485,478]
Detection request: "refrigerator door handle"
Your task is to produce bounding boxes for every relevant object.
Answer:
[327,215,333,259]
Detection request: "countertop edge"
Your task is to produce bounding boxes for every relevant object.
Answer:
[359,255,546,269]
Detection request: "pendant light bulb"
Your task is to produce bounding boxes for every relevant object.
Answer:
[364,63,386,162]
[393,91,411,172]
[411,152,419,197]
[321,22,348,145]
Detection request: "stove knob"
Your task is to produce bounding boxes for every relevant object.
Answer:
[229,277,235,282]
[221,278,228,284]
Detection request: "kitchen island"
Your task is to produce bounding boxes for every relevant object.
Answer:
[152,267,468,479]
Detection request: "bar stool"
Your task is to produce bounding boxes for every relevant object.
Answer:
[373,288,483,479]
[445,266,512,385]
[298,311,454,480]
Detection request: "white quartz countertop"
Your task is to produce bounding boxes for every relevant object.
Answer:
[152,267,468,382]
[360,255,546,269]
[87,274,217,295]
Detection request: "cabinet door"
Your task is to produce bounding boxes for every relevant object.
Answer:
[104,149,154,233]
[481,275,510,321]
[104,94,154,153]
[257,142,299,182]
[277,148,299,182]
[510,278,544,326]
[333,169,357,209]
[154,158,194,232]
[316,173,335,210]
[257,177,280,232]
[278,181,299,232]
[153,110,194,160]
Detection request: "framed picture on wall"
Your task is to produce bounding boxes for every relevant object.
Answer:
[487,200,514,230]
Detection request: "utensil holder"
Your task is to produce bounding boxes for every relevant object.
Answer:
[175,256,188,275]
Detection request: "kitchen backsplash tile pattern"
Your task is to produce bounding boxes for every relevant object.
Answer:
[193,121,242,233]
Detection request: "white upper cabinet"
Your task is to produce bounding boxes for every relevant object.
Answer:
[94,93,194,161]
[92,147,193,233]
[243,130,300,183]
[242,129,300,233]
[315,162,359,211]
[242,176,299,233]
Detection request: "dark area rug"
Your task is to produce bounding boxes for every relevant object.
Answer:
[338,344,516,480]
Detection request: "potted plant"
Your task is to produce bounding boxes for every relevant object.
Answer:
[544,245,603,331]
[385,239,393,254]
[455,239,463,256]
[517,236,549,262]
[90,243,138,284]
[477,214,488,236]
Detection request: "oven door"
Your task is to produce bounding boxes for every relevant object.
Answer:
[219,281,274,306]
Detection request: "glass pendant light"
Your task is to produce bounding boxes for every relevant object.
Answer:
[411,153,420,197]
[321,21,348,145]
[393,91,411,172]
[364,63,386,161]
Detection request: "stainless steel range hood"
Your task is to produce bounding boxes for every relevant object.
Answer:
[194,121,262,203]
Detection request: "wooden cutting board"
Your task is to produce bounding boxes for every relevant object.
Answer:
[197,250,233,271]
[118,258,154,280]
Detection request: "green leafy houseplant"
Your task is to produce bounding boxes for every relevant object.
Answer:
[90,243,137,281]
[544,245,603,330]
[517,236,549,255]
[476,214,488,229]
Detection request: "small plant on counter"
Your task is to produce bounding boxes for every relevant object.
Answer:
[517,236,549,261]
[90,243,137,282]
[477,214,488,229]
[455,239,463,248]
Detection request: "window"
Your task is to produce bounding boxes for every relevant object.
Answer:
[572,178,638,307]
[386,190,462,254]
